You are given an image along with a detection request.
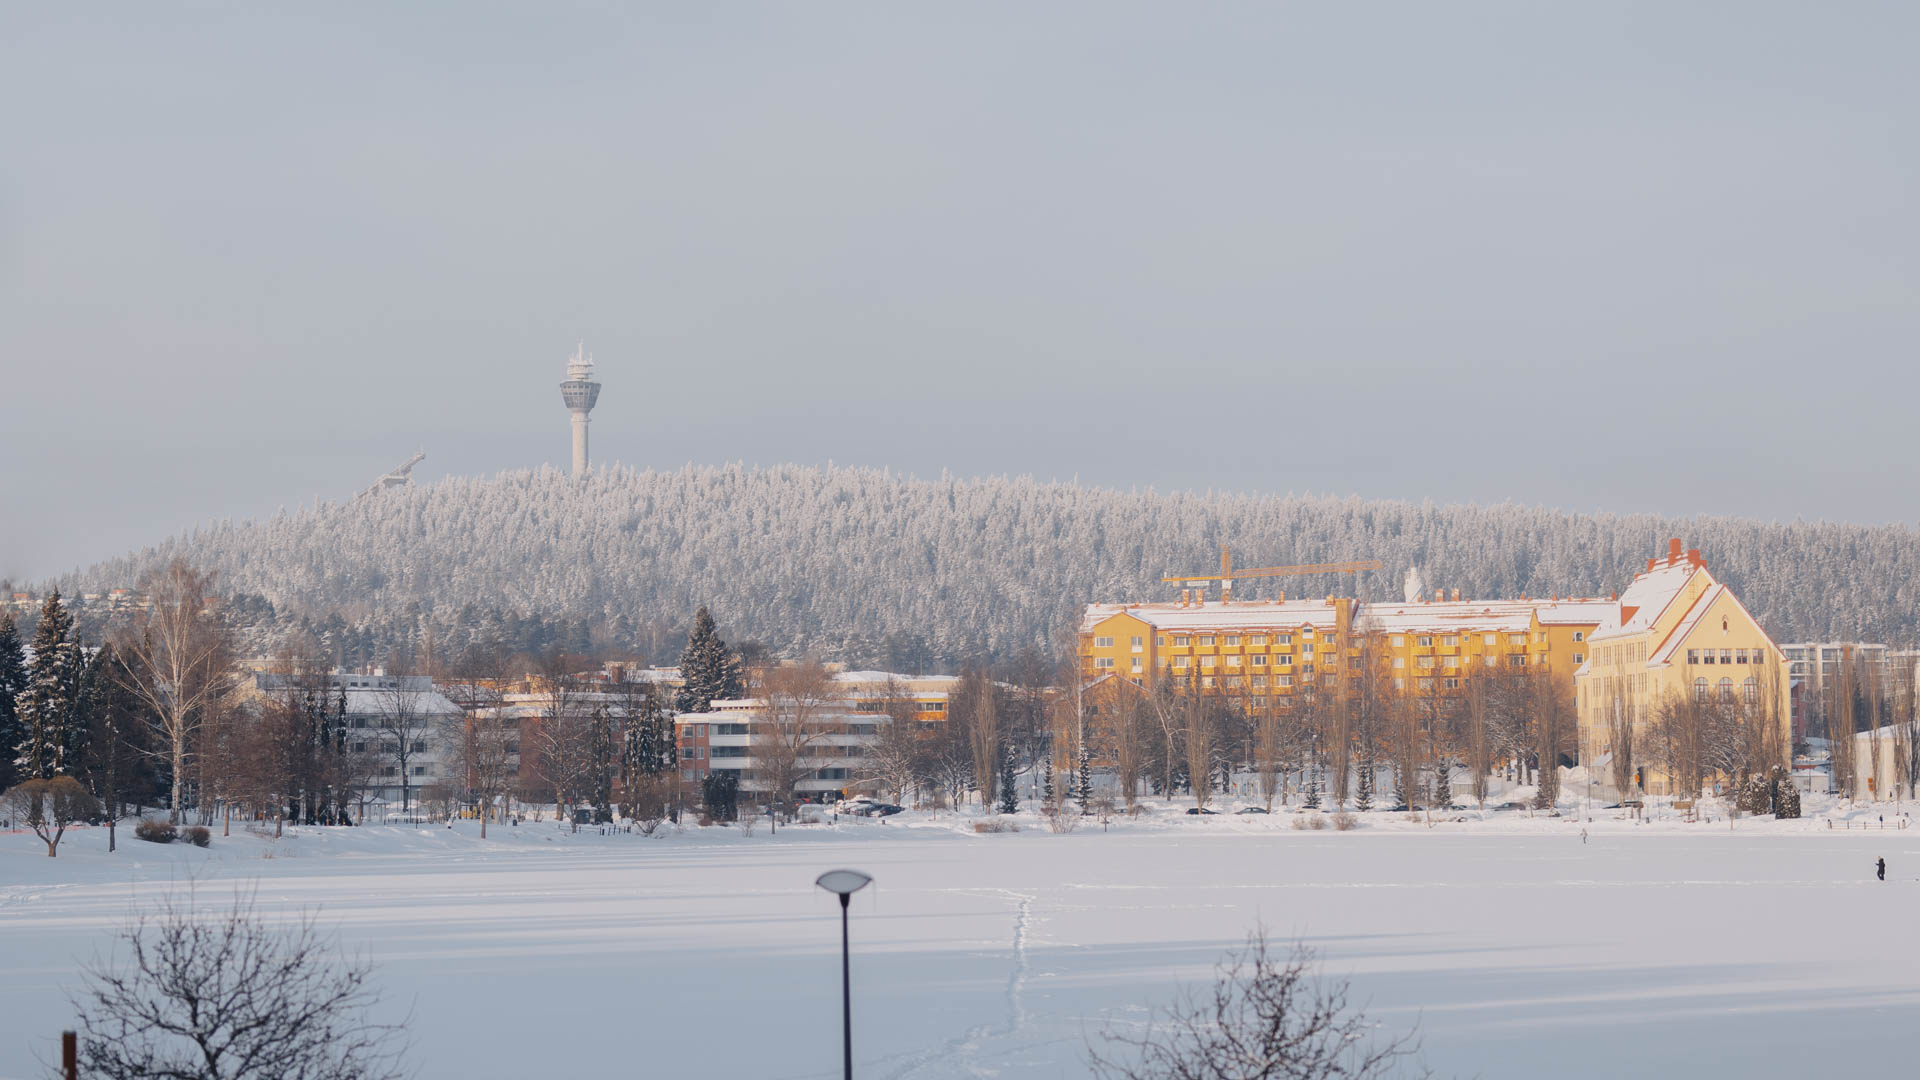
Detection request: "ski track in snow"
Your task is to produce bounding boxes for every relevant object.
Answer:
[879,887,1035,1080]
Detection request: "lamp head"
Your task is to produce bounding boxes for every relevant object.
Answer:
[815,869,873,897]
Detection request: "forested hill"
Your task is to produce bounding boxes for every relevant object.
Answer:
[61,464,1920,668]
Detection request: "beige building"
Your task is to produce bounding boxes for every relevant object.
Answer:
[1573,539,1791,791]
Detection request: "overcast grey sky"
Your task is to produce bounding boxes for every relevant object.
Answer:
[3,3,1916,582]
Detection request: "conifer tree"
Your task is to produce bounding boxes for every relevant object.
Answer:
[588,706,615,823]
[998,741,1018,814]
[675,607,743,713]
[1042,756,1055,808]
[0,615,27,791]
[15,592,84,780]
[1354,743,1375,812]
[1076,742,1094,814]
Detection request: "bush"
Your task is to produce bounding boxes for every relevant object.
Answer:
[1291,814,1328,831]
[974,818,1019,834]
[1330,811,1358,832]
[184,826,211,848]
[134,819,177,845]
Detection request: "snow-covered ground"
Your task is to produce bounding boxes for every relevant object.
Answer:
[3,800,1914,1078]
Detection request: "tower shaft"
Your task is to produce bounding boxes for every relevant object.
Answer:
[571,410,591,478]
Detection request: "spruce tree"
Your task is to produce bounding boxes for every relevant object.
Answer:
[998,742,1018,815]
[1354,747,1374,812]
[0,615,27,791]
[1042,756,1055,807]
[588,706,615,823]
[16,592,84,780]
[1076,742,1094,814]
[675,607,743,713]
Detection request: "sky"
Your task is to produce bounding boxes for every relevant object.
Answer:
[3,3,1916,583]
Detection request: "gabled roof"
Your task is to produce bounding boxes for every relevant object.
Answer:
[1647,584,1728,666]
[1588,562,1707,642]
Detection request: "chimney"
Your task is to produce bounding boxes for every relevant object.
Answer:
[1278,590,1285,602]
[1452,589,1460,602]
[1434,589,1443,603]
[1688,548,1703,568]
[1668,537,1683,566]
[1647,558,1657,572]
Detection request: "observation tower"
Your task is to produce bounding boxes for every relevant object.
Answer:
[559,342,601,478]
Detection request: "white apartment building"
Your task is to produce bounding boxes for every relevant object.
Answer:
[246,670,465,814]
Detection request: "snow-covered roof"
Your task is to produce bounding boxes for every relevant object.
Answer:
[1357,603,1534,634]
[1588,562,1702,642]
[1084,599,1343,633]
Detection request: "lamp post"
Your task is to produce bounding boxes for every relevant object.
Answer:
[815,868,873,1080]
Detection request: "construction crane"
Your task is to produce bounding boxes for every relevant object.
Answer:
[360,450,426,498]
[1162,546,1383,603]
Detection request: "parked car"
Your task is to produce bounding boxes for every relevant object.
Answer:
[1234,806,1268,815]
[1185,806,1219,815]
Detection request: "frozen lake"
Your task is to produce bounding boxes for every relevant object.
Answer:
[2,807,1912,1078]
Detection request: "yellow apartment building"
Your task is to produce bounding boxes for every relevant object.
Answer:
[1079,593,1611,708]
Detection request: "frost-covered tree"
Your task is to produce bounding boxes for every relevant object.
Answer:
[0,615,26,791]
[587,706,614,824]
[675,606,742,713]
[55,463,1920,671]
[998,741,1018,815]
[15,591,84,780]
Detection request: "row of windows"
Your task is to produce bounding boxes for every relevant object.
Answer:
[1165,631,1322,648]
[1694,676,1760,703]
[1687,649,1765,665]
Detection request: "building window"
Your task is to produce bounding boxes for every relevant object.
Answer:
[1687,649,1699,664]
[1131,659,1143,673]
[1201,676,1215,688]
[1276,655,1293,667]
[1509,634,1526,646]
[1200,656,1216,669]
[1276,675,1293,687]
[1093,636,1113,648]
[1391,635,1406,647]
[1251,676,1266,689]
[1718,677,1734,702]
[1507,656,1526,668]
[1393,657,1405,670]
[1443,656,1459,669]
[1174,636,1189,647]
[1572,654,1584,666]
[1394,678,1406,690]
[1225,635,1240,646]
[1199,635,1215,646]
[1225,656,1242,669]
[1251,635,1267,646]
[1719,649,1733,665]
[1416,678,1434,692]
[1694,677,1709,702]
[1276,634,1292,645]
[1744,677,1758,704]
[1417,636,1433,647]
[1226,676,1242,688]
[1416,656,1435,669]
[1157,636,1166,647]
[1302,629,1316,640]
[1094,657,1114,669]
[1483,634,1497,646]
[1252,655,1268,667]
[1173,657,1190,669]
[1442,636,1458,646]
[1573,631,1585,643]
[1302,643,1315,655]
[1131,635,1144,651]
[1443,677,1460,690]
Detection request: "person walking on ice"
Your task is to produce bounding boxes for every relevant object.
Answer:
[1876,857,1886,882]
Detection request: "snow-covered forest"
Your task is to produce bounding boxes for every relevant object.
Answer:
[55,464,1920,669]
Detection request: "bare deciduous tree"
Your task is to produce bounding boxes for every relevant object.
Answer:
[751,660,838,817]
[72,889,407,1080]
[117,561,237,824]
[1087,928,1429,1080]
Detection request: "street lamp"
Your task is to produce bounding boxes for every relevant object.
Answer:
[815,868,873,1080]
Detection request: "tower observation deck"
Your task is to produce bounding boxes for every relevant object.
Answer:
[559,342,601,478]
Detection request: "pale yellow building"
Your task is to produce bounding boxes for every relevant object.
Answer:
[1573,539,1791,790]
